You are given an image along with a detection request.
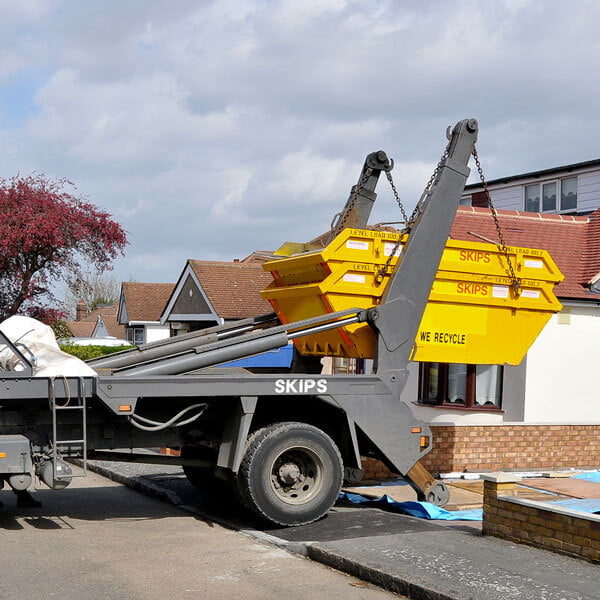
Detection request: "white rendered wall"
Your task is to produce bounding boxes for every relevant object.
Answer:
[523,303,600,422]
[145,323,171,343]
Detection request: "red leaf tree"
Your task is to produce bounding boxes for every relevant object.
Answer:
[0,174,128,322]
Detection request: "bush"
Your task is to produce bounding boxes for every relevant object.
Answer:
[51,320,73,340]
[60,344,133,361]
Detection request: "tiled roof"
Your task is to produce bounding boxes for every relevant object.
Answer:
[67,320,95,338]
[240,251,274,264]
[451,207,600,300]
[66,303,125,339]
[188,260,273,319]
[121,282,176,322]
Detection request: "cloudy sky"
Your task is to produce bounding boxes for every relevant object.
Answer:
[1,0,599,287]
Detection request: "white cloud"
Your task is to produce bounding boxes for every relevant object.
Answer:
[1,0,600,285]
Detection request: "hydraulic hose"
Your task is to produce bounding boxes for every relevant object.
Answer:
[127,403,208,432]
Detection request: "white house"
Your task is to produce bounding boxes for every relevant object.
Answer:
[398,205,600,475]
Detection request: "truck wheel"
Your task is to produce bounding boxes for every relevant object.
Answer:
[236,422,343,526]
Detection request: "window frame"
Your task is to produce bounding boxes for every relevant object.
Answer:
[418,362,504,411]
[126,326,145,345]
[524,182,542,212]
[523,176,578,214]
[542,180,558,212]
[560,176,578,211]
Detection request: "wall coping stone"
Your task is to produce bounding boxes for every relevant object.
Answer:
[500,495,600,523]
[428,422,600,427]
[481,473,522,483]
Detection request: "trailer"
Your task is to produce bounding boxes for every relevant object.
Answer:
[0,119,560,526]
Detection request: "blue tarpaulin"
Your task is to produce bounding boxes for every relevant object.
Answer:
[550,498,600,514]
[339,473,600,521]
[572,472,600,483]
[339,492,483,521]
[219,344,294,368]
[339,492,600,521]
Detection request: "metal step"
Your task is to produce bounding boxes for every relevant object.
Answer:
[49,377,87,478]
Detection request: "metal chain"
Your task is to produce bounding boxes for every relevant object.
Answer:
[471,146,521,295]
[385,170,409,224]
[374,144,449,284]
[374,169,406,284]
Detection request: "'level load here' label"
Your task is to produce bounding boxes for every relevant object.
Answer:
[346,239,369,251]
[419,330,466,345]
[524,259,543,269]
[343,273,366,284]
[384,242,402,257]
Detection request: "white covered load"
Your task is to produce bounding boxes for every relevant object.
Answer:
[0,316,96,377]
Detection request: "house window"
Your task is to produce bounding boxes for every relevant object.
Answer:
[542,182,557,212]
[561,177,577,211]
[524,184,540,212]
[126,326,145,345]
[332,357,364,374]
[418,363,503,409]
[524,177,577,213]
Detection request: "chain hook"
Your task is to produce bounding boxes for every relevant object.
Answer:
[374,143,450,285]
[471,147,521,296]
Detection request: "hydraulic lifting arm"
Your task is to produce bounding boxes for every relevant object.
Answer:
[369,118,479,397]
[325,150,394,245]
[328,119,479,504]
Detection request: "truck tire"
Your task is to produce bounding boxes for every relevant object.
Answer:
[236,422,343,526]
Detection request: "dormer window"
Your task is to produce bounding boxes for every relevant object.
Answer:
[524,177,577,213]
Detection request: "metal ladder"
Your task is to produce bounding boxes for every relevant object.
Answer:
[49,376,88,478]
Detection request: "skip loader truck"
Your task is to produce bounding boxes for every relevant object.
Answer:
[0,119,563,526]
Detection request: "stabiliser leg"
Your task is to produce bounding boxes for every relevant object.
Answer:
[404,461,450,507]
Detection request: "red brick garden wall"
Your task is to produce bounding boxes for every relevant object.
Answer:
[482,476,600,564]
[361,424,600,479]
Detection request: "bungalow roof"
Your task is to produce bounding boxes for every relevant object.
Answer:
[120,282,176,322]
[66,303,125,339]
[451,206,600,301]
[186,260,273,319]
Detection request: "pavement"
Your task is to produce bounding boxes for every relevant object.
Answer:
[80,458,600,600]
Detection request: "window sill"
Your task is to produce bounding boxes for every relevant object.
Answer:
[413,401,505,414]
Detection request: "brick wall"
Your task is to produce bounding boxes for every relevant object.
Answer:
[482,474,600,564]
[421,424,600,474]
[361,424,600,479]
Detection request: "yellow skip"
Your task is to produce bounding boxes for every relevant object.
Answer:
[262,228,564,365]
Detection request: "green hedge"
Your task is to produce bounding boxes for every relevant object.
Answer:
[60,344,133,361]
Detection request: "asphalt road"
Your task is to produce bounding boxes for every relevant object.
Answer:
[0,471,401,600]
[82,460,600,600]
[99,461,479,545]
